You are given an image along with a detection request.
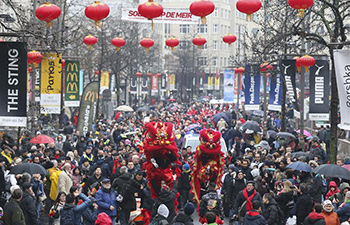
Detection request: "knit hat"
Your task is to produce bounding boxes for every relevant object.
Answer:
[184,202,195,215]
[228,164,235,171]
[183,163,190,171]
[323,200,333,212]
[157,204,169,218]
[161,184,170,192]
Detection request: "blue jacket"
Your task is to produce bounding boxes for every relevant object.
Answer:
[244,210,267,225]
[336,202,350,223]
[82,206,98,225]
[95,187,118,217]
[61,193,91,225]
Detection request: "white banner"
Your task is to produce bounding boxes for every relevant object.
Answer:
[334,49,350,130]
[122,8,200,24]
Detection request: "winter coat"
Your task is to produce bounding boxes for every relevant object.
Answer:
[199,190,224,220]
[153,186,177,222]
[296,193,314,225]
[234,189,262,219]
[303,212,326,225]
[320,211,340,225]
[112,173,140,210]
[275,190,294,217]
[262,199,279,225]
[3,198,26,225]
[336,202,350,223]
[326,181,340,200]
[82,205,98,225]
[152,214,169,225]
[329,182,350,206]
[309,174,324,203]
[95,187,117,217]
[20,191,39,225]
[57,170,73,195]
[49,169,61,200]
[60,193,91,225]
[244,210,267,225]
[171,212,194,225]
[95,212,113,225]
[228,177,246,208]
[178,171,191,191]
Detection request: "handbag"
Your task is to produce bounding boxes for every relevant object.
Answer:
[38,194,47,202]
[238,200,247,222]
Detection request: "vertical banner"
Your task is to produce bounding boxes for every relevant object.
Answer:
[334,50,350,130]
[207,74,213,90]
[169,74,176,90]
[40,53,62,114]
[34,66,41,102]
[64,61,80,107]
[234,72,242,102]
[0,42,27,127]
[214,75,220,90]
[151,74,159,94]
[280,59,300,118]
[223,69,234,102]
[130,76,137,94]
[79,70,84,96]
[268,74,282,111]
[160,74,167,90]
[100,71,110,94]
[309,60,330,121]
[244,71,261,110]
[77,82,99,135]
[141,74,148,93]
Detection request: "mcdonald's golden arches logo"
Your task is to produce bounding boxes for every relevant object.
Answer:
[85,91,98,102]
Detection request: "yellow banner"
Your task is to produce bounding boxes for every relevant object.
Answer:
[215,76,220,90]
[101,71,110,88]
[40,53,62,94]
[169,74,176,90]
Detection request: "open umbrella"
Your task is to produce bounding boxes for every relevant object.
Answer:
[313,164,350,180]
[286,162,312,172]
[255,140,269,150]
[212,112,230,124]
[296,129,311,137]
[343,164,350,172]
[267,130,277,139]
[136,107,148,112]
[252,110,264,117]
[209,99,219,104]
[277,132,296,139]
[291,151,308,159]
[242,121,262,132]
[115,105,134,112]
[30,135,55,144]
[10,163,48,175]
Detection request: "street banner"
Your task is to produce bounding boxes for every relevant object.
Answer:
[223,69,234,102]
[268,74,282,111]
[169,74,176,90]
[130,76,137,94]
[122,8,200,24]
[334,49,350,130]
[141,73,148,93]
[152,74,159,94]
[207,74,214,90]
[160,73,167,90]
[64,61,80,107]
[244,72,261,111]
[309,60,330,121]
[40,53,62,114]
[0,42,27,127]
[100,71,109,94]
[77,82,99,135]
[234,72,242,102]
[214,75,220,90]
[34,66,41,102]
[280,59,300,118]
[79,70,84,96]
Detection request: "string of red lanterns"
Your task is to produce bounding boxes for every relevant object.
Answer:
[27,50,43,68]
[223,34,237,46]
[111,37,126,52]
[83,35,98,50]
[165,37,180,51]
[138,0,164,30]
[189,0,215,25]
[236,0,262,21]
[35,2,61,28]
[288,0,314,17]
[85,1,110,28]
[140,38,155,53]
[192,36,207,49]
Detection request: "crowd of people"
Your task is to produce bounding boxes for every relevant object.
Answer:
[0,102,346,225]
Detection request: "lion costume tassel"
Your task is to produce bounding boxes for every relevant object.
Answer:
[190,128,225,205]
[143,122,181,198]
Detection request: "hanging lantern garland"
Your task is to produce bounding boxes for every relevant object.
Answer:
[222,34,237,46]
[35,2,61,28]
[236,0,262,21]
[189,0,215,24]
[288,0,314,17]
[235,67,245,75]
[259,62,273,72]
[138,0,163,30]
[293,56,302,73]
[140,38,154,53]
[85,1,110,28]
[84,35,98,50]
[27,50,43,68]
[165,37,179,51]
[192,36,207,49]
[135,72,143,77]
[299,55,315,72]
[111,37,126,52]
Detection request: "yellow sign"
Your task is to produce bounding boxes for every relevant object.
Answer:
[215,76,220,90]
[40,53,62,94]
[170,74,176,90]
[67,83,78,93]
[101,71,109,88]
[85,91,98,102]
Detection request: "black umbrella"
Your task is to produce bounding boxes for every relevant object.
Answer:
[277,132,296,139]
[10,163,48,175]
[136,106,148,112]
[267,130,277,139]
[212,112,230,124]
[286,162,312,172]
[291,151,308,159]
[312,164,350,180]
[242,121,262,132]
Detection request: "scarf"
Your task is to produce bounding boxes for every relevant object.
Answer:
[243,188,257,211]
[112,159,120,174]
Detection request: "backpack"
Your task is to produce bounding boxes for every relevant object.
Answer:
[60,207,75,225]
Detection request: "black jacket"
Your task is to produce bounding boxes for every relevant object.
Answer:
[234,189,262,218]
[20,191,39,225]
[262,199,279,225]
[275,191,294,216]
[112,173,140,210]
[296,193,313,225]
[243,210,267,225]
[3,198,26,225]
[152,182,177,222]
[228,177,246,208]
[199,190,224,220]
[303,212,326,225]
[171,212,194,225]
[178,171,191,191]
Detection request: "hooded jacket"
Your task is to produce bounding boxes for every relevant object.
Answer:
[20,191,39,225]
[303,212,326,225]
[262,199,279,225]
[326,181,340,200]
[320,211,340,225]
[243,210,267,225]
[152,186,177,222]
[95,186,117,217]
[60,193,91,225]
[329,182,350,204]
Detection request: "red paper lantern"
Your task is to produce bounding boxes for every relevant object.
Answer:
[27,50,43,68]
[111,37,126,51]
[28,67,33,73]
[61,59,65,68]
[235,67,245,74]
[236,0,262,21]
[260,62,273,72]
[0,38,4,42]
[155,73,161,77]
[288,0,314,17]
[138,0,163,29]
[147,73,153,77]
[135,72,143,77]
[165,37,179,51]
[223,34,237,45]
[192,36,207,49]
[84,35,98,50]
[85,1,110,28]
[190,0,215,24]
[293,56,302,73]
[94,70,100,75]
[35,2,61,28]
[299,55,315,72]
[140,38,154,53]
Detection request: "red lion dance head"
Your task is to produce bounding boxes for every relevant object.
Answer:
[143,122,180,198]
[191,128,225,204]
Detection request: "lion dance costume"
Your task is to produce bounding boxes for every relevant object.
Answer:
[190,128,225,204]
[143,122,181,198]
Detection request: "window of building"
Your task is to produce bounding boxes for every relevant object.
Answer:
[164,24,170,34]
[197,24,208,33]
[213,40,218,50]
[179,40,190,49]
[214,8,218,17]
[198,57,207,66]
[212,57,217,66]
[179,24,190,33]
[213,24,218,33]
